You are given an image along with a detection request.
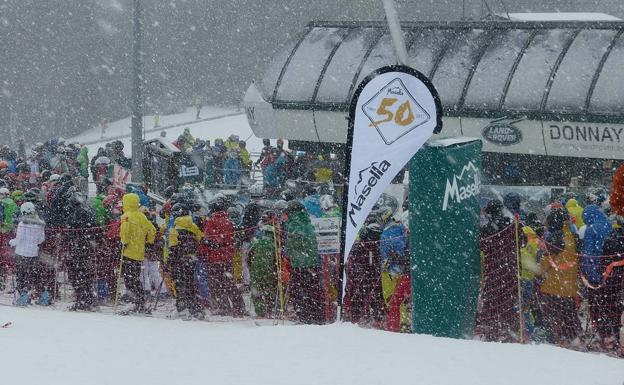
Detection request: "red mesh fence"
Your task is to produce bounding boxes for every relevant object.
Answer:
[1,218,622,357]
[474,224,521,343]
[0,222,340,325]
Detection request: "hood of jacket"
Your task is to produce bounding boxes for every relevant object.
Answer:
[175,215,197,233]
[122,193,140,213]
[522,225,537,239]
[565,198,580,210]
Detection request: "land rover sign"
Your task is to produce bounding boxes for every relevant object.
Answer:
[482,119,523,146]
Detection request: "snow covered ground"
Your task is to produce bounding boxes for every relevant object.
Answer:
[69,106,261,157]
[1,306,622,385]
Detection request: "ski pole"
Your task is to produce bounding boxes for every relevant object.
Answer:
[113,243,126,311]
[150,274,166,312]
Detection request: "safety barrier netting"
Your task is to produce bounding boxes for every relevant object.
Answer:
[474,221,624,357]
[1,219,622,357]
[0,222,340,325]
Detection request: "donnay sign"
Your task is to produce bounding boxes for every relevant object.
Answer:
[341,65,442,294]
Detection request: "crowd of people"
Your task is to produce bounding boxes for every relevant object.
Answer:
[2,131,624,355]
[171,130,343,195]
[0,131,412,329]
[0,135,352,323]
[478,166,624,354]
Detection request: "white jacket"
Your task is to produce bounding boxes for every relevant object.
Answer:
[9,216,45,258]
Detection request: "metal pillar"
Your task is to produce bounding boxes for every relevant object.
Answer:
[131,0,144,183]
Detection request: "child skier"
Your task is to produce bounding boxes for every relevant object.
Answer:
[10,202,46,306]
[166,203,204,319]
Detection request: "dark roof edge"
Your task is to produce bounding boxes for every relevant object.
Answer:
[308,20,624,30]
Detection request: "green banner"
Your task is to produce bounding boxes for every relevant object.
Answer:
[409,138,482,338]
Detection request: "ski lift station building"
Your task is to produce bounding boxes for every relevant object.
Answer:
[244,19,624,187]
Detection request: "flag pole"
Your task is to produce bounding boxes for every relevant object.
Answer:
[380,0,409,66]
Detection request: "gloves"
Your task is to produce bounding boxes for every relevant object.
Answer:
[8,239,16,247]
[604,265,613,279]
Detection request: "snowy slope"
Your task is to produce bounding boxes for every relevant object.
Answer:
[69,106,262,157]
[1,306,622,385]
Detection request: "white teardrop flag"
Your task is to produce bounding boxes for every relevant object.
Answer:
[340,65,442,298]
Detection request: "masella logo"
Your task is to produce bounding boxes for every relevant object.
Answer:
[361,78,430,145]
[442,161,480,211]
[348,160,391,226]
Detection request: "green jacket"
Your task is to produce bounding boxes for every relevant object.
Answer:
[77,147,89,178]
[284,211,320,269]
[90,194,110,226]
[249,237,277,281]
[1,197,17,233]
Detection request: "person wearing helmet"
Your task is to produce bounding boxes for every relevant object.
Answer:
[164,203,204,319]
[212,138,226,185]
[302,184,322,218]
[119,193,157,313]
[380,209,410,332]
[9,202,46,306]
[223,149,243,187]
[283,199,323,324]
[0,187,18,233]
[255,139,274,170]
[344,220,384,325]
[248,224,278,317]
[200,196,245,316]
[236,140,249,169]
[224,134,240,152]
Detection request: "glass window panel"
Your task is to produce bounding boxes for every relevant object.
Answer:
[259,38,298,101]
[276,27,343,101]
[432,29,487,109]
[353,32,410,91]
[546,29,617,112]
[407,28,456,78]
[504,29,575,111]
[590,33,624,114]
[315,28,380,104]
[464,29,531,110]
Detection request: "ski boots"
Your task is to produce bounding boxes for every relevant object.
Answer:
[36,291,51,306]
[14,292,30,307]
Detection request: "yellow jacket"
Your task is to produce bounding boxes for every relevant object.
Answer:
[539,223,579,297]
[120,193,156,261]
[160,215,202,261]
[239,148,251,168]
[565,199,585,228]
[520,226,539,281]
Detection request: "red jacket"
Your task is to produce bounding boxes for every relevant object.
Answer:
[611,163,624,217]
[200,211,234,263]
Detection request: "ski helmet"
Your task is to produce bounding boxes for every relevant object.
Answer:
[20,202,36,216]
[0,187,9,197]
[208,196,229,213]
[285,200,305,215]
[171,203,189,217]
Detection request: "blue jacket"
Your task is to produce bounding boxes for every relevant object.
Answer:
[223,157,242,185]
[582,205,612,285]
[263,155,285,188]
[380,221,408,274]
[302,194,323,218]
